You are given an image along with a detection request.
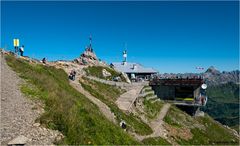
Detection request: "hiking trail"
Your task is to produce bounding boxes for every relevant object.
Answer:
[56,62,172,143]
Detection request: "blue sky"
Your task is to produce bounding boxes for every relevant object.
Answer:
[1,1,239,73]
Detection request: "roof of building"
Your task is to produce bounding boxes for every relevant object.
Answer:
[111,62,158,73]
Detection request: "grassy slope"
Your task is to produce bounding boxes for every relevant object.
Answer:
[84,66,126,81]
[203,82,239,129]
[80,77,153,135]
[164,106,239,145]
[142,137,171,145]
[206,82,239,103]
[142,98,164,119]
[5,55,138,145]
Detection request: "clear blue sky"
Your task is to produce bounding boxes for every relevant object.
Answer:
[1,1,239,73]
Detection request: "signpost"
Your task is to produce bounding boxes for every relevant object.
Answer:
[13,39,19,47]
[13,39,20,55]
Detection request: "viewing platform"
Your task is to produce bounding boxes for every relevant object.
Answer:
[149,78,207,106]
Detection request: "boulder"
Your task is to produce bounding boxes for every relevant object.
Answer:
[8,135,28,146]
[102,69,111,77]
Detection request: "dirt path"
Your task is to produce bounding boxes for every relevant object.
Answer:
[70,77,117,124]
[0,54,62,145]
[130,103,171,141]
[149,103,171,137]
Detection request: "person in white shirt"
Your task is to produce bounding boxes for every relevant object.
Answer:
[19,45,24,56]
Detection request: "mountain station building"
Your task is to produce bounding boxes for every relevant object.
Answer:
[110,50,158,81]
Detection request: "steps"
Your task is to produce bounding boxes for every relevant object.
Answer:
[139,85,160,102]
[143,86,152,91]
[146,95,158,100]
[150,98,161,103]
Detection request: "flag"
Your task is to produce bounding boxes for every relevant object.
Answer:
[196,67,204,70]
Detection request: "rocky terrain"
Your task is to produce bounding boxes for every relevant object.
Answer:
[204,66,239,86]
[0,52,63,145]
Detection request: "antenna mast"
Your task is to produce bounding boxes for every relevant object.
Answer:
[123,43,127,63]
[89,35,92,48]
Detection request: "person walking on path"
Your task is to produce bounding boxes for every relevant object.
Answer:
[19,45,24,56]
[42,57,47,64]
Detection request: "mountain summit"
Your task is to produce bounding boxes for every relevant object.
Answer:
[205,66,221,75]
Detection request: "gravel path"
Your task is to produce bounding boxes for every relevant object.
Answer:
[0,54,63,145]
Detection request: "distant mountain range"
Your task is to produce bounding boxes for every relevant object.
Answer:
[160,66,239,86]
[204,66,239,86]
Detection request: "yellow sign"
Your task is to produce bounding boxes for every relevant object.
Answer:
[13,39,19,47]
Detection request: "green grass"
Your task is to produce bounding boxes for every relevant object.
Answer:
[177,116,239,145]
[84,66,126,82]
[81,76,125,102]
[164,115,182,128]
[164,106,239,145]
[80,77,153,135]
[231,125,240,133]
[144,88,153,92]
[21,83,48,100]
[163,106,194,128]
[143,85,150,89]
[202,83,239,129]
[142,137,171,145]
[206,82,239,103]
[142,99,164,119]
[5,54,138,145]
[144,93,154,98]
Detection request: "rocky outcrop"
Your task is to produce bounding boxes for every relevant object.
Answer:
[74,46,100,66]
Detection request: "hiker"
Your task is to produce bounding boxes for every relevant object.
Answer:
[73,70,76,80]
[14,46,18,55]
[120,120,127,130]
[42,57,47,64]
[19,45,24,56]
[69,70,76,81]
[133,100,137,107]
[201,96,205,105]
